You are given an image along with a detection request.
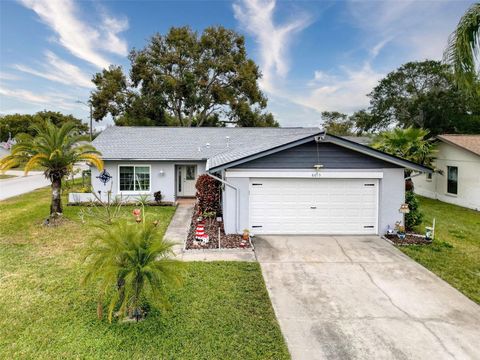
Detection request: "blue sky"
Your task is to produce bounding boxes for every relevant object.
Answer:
[0,0,474,128]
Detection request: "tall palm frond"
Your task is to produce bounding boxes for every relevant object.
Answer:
[444,3,480,95]
[372,127,436,167]
[0,120,103,217]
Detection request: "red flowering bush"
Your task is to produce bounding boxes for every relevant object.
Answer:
[195,174,221,214]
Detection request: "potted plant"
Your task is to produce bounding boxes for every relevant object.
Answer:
[153,191,162,204]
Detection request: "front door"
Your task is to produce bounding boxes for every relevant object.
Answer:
[177,165,197,197]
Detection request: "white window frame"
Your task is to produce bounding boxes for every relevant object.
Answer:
[118,164,152,195]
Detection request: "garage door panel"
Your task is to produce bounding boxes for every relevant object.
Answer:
[249,178,378,235]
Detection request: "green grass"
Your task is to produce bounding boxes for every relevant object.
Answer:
[0,187,289,359]
[400,196,480,304]
[0,174,16,179]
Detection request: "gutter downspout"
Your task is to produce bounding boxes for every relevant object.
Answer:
[207,172,240,234]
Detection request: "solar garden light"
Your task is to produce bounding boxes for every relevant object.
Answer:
[399,203,410,231]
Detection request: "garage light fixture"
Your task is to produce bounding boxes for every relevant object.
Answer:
[314,164,324,177]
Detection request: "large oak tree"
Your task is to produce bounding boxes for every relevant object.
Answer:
[91,26,277,127]
[354,60,480,135]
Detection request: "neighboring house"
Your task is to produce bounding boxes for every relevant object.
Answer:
[414,134,480,211]
[91,127,430,235]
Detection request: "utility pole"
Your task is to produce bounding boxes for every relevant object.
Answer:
[76,100,93,141]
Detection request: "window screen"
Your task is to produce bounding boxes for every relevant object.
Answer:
[447,166,458,195]
[119,166,150,192]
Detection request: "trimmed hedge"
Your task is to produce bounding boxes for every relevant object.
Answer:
[405,190,423,230]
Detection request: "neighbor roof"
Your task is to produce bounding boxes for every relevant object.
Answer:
[93,126,323,160]
[341,136,372,146]
[437,134,480,157]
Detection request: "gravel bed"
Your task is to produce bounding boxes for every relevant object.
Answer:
[186,206,250,250]
[385,233,432,246]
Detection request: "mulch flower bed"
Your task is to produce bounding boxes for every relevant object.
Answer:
[385,233,432,246]
[186,205,250,250]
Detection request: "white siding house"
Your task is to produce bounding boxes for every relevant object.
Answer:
[89,127,431,235]
[414,135,480,211]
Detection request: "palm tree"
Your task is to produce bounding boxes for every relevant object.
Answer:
[444,3,480,95]
[0,120,103,218]
[82,221,184,322]
[372,127,436,190]
[372,127,435,167]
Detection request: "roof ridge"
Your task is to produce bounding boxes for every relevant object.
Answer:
[105,126,320,130]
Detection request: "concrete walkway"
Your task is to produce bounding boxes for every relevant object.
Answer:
[164,199,196,255]
[164,199,255,261]
[0,171,49,201]
[255,235,480,360]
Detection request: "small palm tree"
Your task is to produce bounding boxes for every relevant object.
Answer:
[444,3,480,95]
[0,120,103,218]
[372,127,435,167]
[82,221,184,322]
[372,127,436,190]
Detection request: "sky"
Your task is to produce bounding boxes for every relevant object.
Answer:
[0,0,474,128]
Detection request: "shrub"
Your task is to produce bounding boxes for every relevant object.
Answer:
[195,174,221,214]
[405,190,423,230]
[154,191,162,203]
[79,190,124,225]
[82,221,184,322]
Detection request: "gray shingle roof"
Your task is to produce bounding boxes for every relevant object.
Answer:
[93,126,323,162]
[341,136,372,146]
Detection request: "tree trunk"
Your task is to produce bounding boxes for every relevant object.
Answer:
[50,177,63,217]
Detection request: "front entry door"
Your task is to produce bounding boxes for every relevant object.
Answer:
[177,165,197,197]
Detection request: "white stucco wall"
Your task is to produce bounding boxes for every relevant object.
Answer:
[378,168,405,234]
[222,168,405,235]
[91,160,206,203]
[223,176,249,234]
[414,142,480,211]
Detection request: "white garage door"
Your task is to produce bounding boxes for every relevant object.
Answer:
[249,178,378,235]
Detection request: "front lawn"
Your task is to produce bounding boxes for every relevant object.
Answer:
[0,187,289,359]
[400,196,480,304]
[0,174,16,180]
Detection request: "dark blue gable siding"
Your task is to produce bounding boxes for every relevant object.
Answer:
[232,141,401,169]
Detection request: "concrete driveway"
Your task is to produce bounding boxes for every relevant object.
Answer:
[254,235,480,360]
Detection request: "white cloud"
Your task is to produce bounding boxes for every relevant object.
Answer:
[14,51,92,88]
[100,14,129,56]
[233,0,311,91]
[0,72,20,81]
[0,86,53,104]
[232,0,386,121]
[298,63,384,114]
[346,0,468,61]
[0,86,78,110]
[19,0,128,68]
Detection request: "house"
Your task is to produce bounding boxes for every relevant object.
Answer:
[414,134,480,211]
[91,127,431,235]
